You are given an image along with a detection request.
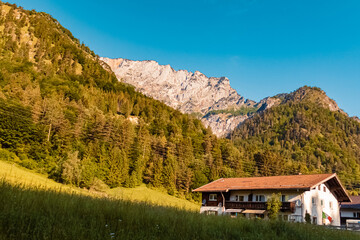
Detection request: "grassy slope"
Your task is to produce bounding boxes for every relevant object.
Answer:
[0,160,199,211]
[1,180,359,240]
[108,185,198,211]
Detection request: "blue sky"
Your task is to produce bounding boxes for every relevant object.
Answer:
[7,0,360,116]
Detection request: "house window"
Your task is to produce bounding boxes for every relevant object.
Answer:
[353,212,360,218]
[255,195,265,202]
[281,195,286,202]
[312,217,317,224]
[312,197,316,205]
[320,200,324,206]
[318,185,321,190]
[329,202,332,209]
[323,186,326,192]
[235,195,244,202]
[209,194,217,201]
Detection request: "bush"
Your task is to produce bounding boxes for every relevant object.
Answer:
[0,148,20,163]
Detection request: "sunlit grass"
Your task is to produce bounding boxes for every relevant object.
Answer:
[0,160,77,191]
[108,185,199,211]
[0,160,199,210]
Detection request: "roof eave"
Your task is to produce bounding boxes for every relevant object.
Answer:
[192,178,224,192]
[193,187,310,192]
[310,173,351,202]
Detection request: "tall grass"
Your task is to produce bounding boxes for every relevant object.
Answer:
[0,160,83,193]
[109,185,199,211]
[0,160,199,210]
[1,181,358,240]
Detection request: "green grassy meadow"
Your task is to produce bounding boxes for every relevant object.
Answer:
[108,185,199,211]
[0,161,82,193]
[1,161,359,240]
[0,160,199,210]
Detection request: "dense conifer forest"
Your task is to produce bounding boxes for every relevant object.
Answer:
[0,1,359,199]
[0,2,244,200]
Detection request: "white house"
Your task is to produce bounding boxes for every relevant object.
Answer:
[193,173,351,226]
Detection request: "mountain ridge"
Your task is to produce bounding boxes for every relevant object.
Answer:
[101,57,350,137]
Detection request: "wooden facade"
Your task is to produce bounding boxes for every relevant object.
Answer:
[202,192,295,213]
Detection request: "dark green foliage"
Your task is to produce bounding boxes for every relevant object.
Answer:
[305,212,311,224]
[267,193,282,220]
[0,99,45,161]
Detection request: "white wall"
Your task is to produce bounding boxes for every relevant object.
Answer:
[229,190,301,202]
[227,185,341,226]
[303,183,340,226]
[341,209,360,218]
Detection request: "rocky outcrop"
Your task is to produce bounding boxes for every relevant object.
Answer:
[201,114,249,138]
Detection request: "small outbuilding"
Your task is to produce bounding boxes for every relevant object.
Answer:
[340,196,360,226]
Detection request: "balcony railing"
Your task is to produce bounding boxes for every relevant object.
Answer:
[222,201,295,213]
[205,201,220,207]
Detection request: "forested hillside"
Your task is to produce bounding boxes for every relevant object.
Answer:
[0,2,242,200]
[231,87,360,192]
[1,2,359,199]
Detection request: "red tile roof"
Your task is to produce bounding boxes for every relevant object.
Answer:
[342,196,360,206]
[193,173,336,192]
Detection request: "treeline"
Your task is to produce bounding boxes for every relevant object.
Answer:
[0,2,243,200]
[231,95,360,192]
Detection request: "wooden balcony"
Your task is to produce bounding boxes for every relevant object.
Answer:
[224,201,295,213]
[205,201,220,207]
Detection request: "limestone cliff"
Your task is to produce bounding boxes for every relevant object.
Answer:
[100,57,254,114]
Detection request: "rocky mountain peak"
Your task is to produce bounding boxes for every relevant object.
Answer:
[283,86,345,114]
[100,57,252,116]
